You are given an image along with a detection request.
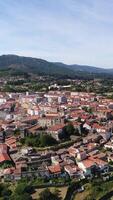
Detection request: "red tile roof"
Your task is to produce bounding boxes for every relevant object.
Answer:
[82,159,95,168]
[48,164,61,174]
[5,137,17,149]
[0,153,11,163]
[47,124,65,132]
[89,156,107,166]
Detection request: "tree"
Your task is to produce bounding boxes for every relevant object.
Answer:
[82,106,88,112]
[10,193,32,200]
[10,182,33,200]
[66,123,75,136]
[39,134,58,147]
[77,117,81,122]
[0,184,4,196]
[60,123,75,140]
[1,188,12,197]
[80,123,89,136]
[10,103,16,112]
[14,129,20,136]
[14,182,33,195]
[82,106,92,114]
[38,188,62,200]
[20,133,58,147]
[74,128,80,136]
[0,183,12,200]
[20,138,25,145]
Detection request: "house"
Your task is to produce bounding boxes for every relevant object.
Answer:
[58,96,67,104]
[21,147,34,156]
[3,167,15,181]
[22,116,39,125]
[48,164,62,177]
[38,116,62,127]
[100,131,111,142]
[0,144,12,167]
[83,122,92,131]
[0,97,7,105]
[108,154,113,162]
[89,156,109,173]
[27,124,42,135]
[104,142,113,150]
[89,152,106,161]
[77,151,87,161]
[20,95,37,104]
[83,136,92,144]
[51,155,62,165]
[47,124,65,140]
[86,143,98,153]
[68,147,79,157]
[5,136,17,152]
[27,107,40,116]
[39,104,58,113]
[92,123,106,133]
[13,168,22,180]
[64,164,84,179]
[62,155,75,165]
[15,160,27,171]
[77,159,96,176]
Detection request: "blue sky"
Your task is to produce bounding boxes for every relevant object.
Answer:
[0,0,113,68]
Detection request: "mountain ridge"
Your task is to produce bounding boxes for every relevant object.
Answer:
[54,62,113,74]
[0,54,113,78]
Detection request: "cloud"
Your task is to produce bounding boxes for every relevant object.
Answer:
[0,0,113,67]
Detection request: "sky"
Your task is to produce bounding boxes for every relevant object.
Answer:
[0,0,113,68]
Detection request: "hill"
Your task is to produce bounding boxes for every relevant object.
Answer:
[0,54,112,78]
[0,55,75,78]
[54,62,111,74]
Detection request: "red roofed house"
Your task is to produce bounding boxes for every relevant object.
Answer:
[89,156,109,173]
[48,164,62,177]
[0,144,12,167]
[77,159,96,176]
[5,136,17,152]
[3,167,15,181]
[68,147,79,158]
[47,124,65,140]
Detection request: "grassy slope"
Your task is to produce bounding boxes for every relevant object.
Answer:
[74,180,113,200]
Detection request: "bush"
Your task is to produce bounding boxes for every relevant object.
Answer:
[39,134,58,147]
[38,188,62,200]
[20,134,58,147]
